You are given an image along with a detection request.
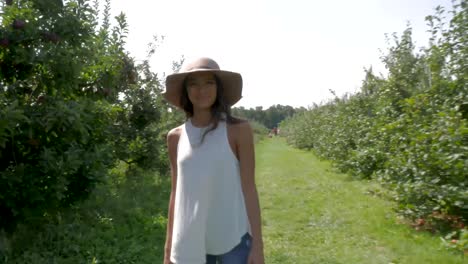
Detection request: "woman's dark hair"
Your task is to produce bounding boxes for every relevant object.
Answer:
[180,74,243,145]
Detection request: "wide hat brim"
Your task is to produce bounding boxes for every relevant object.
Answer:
[164,68,243,109]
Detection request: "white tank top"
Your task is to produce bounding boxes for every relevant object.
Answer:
[170,117,251,264]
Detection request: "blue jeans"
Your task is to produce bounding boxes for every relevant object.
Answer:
[206,233,252,264]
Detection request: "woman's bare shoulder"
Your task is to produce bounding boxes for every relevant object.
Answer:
[228,117,253,139]
[228,116,249,126]
[231,117,251,128]
[168,125,183,135]
[167,124,184,144]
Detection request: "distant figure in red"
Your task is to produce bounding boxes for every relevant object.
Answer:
[272,127,278,136]
[269,127,278,138]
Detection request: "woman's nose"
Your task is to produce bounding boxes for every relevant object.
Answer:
[197,84,210,91]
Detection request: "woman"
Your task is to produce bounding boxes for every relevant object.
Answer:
[163,57,264,264]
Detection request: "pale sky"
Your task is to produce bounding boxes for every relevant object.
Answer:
[107,0,453,109]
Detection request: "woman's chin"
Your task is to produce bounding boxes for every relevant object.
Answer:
[193,100,215,109]
[193,104,211,111]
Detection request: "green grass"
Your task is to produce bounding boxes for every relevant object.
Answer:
[2,137,466,263]
[257,137,466,264]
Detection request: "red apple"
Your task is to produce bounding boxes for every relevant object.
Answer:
[0,38,9,48]
[27,138,40,147]
[12,19,26,30]
[103,88,111,96]
[42,32,60,43]
[36,95,46,104]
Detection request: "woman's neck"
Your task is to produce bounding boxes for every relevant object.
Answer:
[191,109,213,128]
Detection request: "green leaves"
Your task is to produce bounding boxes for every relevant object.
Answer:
[0,0,169,237]
[0,100,29,148]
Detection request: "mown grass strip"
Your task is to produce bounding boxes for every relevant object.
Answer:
[256,137,465,264]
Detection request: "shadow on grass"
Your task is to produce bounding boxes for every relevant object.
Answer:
[3,164,171,264]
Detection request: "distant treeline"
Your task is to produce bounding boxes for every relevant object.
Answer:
[232,104,305,129]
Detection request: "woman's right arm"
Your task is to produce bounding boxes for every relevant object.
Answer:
[164,128,180,264]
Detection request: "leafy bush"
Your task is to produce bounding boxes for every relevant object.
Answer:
[0,0,168,236]
[1,162,169,262]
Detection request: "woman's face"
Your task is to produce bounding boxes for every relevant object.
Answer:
[185,71,217,110]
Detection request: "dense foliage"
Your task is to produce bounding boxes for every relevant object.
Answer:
[0,0,173,236]
[280,1,467,240]
[1,163,170,263]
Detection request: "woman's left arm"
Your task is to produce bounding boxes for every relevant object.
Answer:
[237,121,265,263]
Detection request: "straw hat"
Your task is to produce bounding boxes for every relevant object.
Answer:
[164,57,243,109]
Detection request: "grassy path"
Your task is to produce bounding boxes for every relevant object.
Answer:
[256,137,465,264]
